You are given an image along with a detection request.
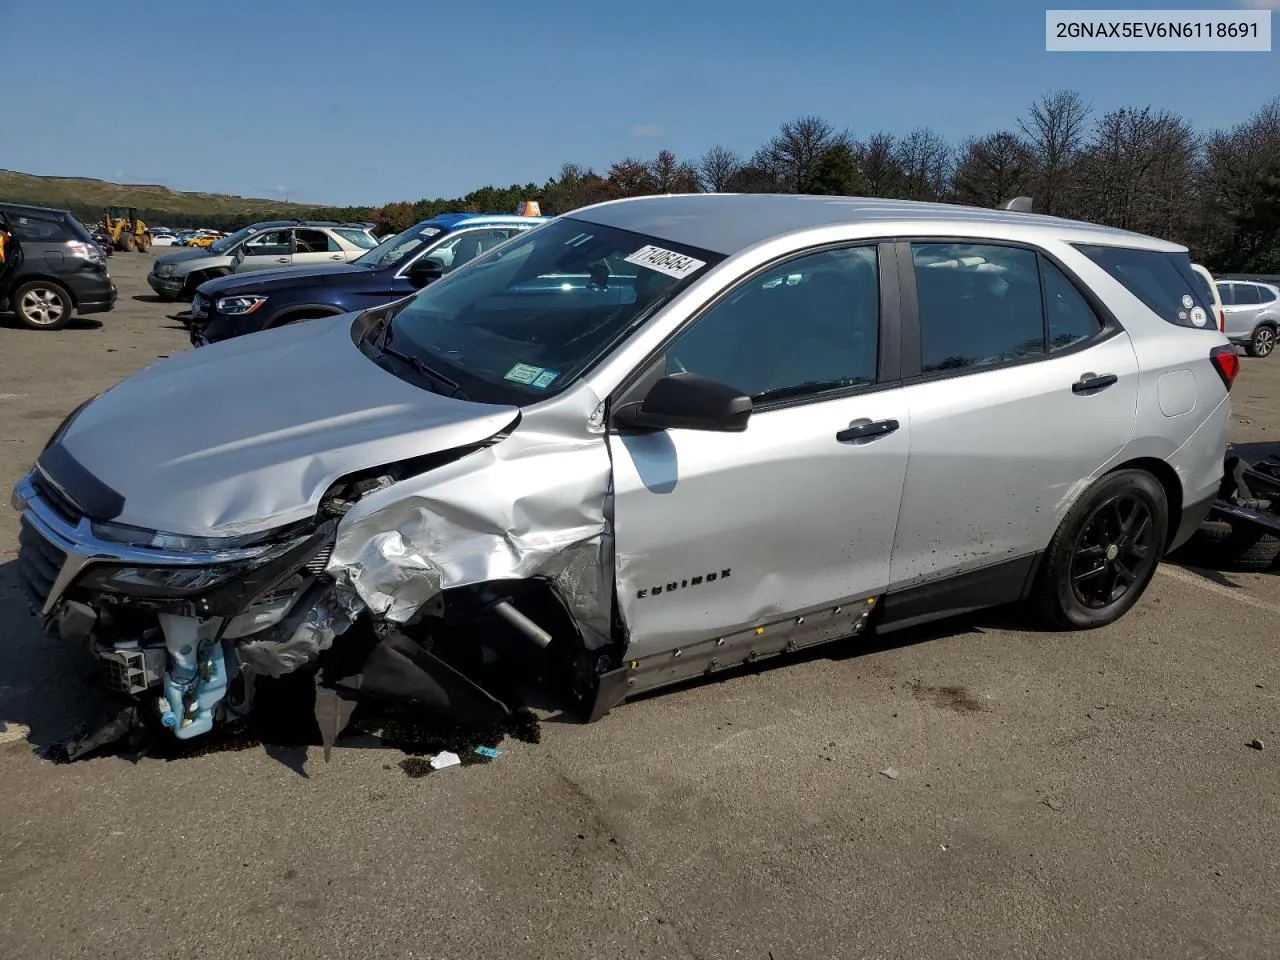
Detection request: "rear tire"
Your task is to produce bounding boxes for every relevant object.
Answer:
[138,233,152,253]
[13,280,73,331]
[1246,324,1276,358]
[119,232,136,253]
[1031,469,1168,630]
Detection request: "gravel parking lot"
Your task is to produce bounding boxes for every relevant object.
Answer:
[1,252,1277,960]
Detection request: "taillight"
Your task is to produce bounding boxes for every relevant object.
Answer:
[1210,344,1240,390]
[1219,309,1226,332]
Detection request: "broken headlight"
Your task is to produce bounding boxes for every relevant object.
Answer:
[77,562,254,597]
[215,294,268,316]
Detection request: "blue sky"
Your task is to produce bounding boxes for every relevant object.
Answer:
[0,0,1275,207]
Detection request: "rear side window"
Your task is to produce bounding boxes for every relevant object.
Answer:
[1075,244,1211,328]
[911,243,1044,373]
[1261,287,1279,304]
[1234,284,1261,306]
[8,215,72,242]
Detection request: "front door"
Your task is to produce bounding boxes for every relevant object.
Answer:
[235,228,293,272]
[609,243,910,663]
[889,241,1140,589]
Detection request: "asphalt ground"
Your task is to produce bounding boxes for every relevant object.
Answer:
[0,251,1276,960]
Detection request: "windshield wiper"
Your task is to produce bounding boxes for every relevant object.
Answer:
[751,378,870,404]
[377,339,467,399]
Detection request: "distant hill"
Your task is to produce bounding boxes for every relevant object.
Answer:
[0,169,372,229]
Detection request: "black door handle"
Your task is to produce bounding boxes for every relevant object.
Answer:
[836,419,900,442]
[1072,373,1118,395]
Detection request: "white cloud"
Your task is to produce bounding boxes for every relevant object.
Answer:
[1240,0,1280,9]
[629,123,665,139]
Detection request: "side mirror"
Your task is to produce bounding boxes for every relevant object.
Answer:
[407,258,444,289]
[614,373,752,433]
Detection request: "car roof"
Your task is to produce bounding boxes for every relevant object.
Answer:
[567,193,1186,257]
[423,212,550,230]
[0,201,73,219]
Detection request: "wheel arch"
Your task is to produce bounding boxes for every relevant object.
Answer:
[13,274,76,306]
[265,303,345,328]
[1103,456,1183,547]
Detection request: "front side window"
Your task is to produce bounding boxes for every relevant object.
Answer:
[662,246,880,402]
[425,228,527,274]
[243,229,292,257]
[912,243,1044,373]
[8,215,71,242]
[1217,283,1235,306]
[211,224,267,255]
[1075,244,1210,327]
[368,218,723,405]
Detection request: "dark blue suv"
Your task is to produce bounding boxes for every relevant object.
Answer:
[187,213,548,346]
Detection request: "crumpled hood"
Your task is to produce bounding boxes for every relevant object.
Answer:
[52,314,519,537]
[202,263,371,297]
[154,247,213,267]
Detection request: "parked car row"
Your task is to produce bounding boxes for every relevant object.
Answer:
[148,219,381,300]
[10,193,1240,752]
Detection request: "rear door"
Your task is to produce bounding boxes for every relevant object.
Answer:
[235,228,293,272]
[1222,282,1262,340]
[293,228,345,267]
[888,240,1139,593]
[609,242,911,661]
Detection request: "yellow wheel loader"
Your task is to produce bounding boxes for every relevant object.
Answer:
[102,208,152,253]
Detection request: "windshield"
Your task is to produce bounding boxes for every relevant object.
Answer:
[210,224,260,255]
[370,217,724,405]
[354,221,447,268]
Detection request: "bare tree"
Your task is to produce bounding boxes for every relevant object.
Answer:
[1076,107,1197,238]
[767,115,850,193]
[650,149,700,193]
[542,162,613,214]
[895,127,952,201]
[1018,90,1090,215]
[952,132,1033,208]
[698,145,742,192]
[1197,97,1280,264]
[855,132,902,198]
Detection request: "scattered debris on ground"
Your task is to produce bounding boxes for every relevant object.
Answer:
[1249,738,1265,751]
[880,766,900,780]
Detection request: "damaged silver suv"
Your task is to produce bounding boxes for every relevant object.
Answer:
[13,194,1236,749]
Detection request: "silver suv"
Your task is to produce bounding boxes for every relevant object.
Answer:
[13,195,1234,749]
[147,220,378,301]
[1215,278,1280,357]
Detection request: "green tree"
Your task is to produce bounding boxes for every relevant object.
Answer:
[807,143,863,196]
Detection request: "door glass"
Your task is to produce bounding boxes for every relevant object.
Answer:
[243,229,292,257]
[663,246,880,402]
[911,243,1043,373]
[1217,283,1234,306]
[334,228,376,249]
[432,229,525,274]
[1234,284,1262,306]
[293,229,330,254]
[1041,257,1103,351]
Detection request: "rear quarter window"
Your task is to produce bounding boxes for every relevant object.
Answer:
[1075,244,1212,329]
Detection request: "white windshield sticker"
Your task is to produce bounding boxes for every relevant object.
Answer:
[1181,293,1194,309]
[624,245,706,280]
[1190,306,1208,327]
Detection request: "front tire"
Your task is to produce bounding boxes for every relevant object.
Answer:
[13,280,73,331]
[119,232,136,253]
[1032,469,1168,630]
[1246,324,1276,358]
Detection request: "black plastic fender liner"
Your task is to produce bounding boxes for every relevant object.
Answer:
[322,628,511,726]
